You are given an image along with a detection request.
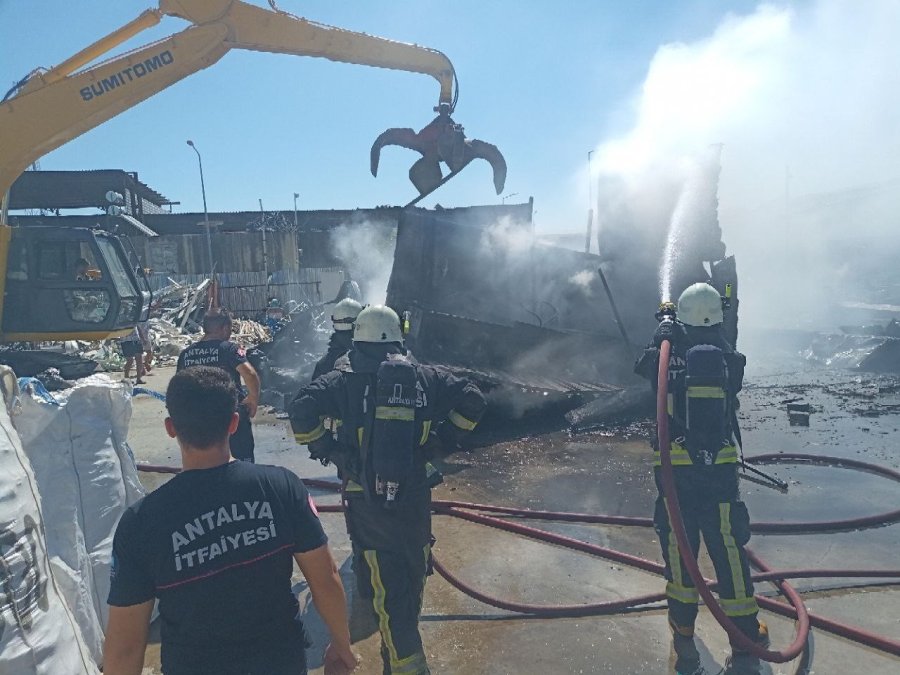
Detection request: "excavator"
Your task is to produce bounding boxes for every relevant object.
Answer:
[0,0,506,343]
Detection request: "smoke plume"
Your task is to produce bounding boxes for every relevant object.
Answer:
[590,1,900,331]
[329,221,397,305]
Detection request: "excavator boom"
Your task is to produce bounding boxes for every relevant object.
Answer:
[1,0,463,209]
[0,0,506,342]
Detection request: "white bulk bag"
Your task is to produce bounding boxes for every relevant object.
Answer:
[0,366,98,675]
[13,373,144,666]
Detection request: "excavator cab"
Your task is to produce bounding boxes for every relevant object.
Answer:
[1,227,150,341]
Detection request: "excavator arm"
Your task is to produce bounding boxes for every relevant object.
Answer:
[0,0,505,215]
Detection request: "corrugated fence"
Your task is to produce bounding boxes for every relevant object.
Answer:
[148,268,341,318]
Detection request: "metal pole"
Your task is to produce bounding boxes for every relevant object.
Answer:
[0,190,9,227]
[293,192,299,230]
[259,199,269,304]
[597,265,632,351]
[187,140,214,276]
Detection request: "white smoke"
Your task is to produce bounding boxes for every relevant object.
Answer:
[480,215,533,256]
[329,221,396,305]
[591,1,900,330]
[568,269,595,293]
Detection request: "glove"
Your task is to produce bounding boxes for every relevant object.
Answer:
[438,422,459,451]
[653,319,681,347]
[308,436,338,466]
[421,430,444,460]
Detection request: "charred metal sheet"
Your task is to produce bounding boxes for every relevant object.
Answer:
[565,386,654,431]
[385,205,643,426]
[434,363,621,397]
[402,308,635,387]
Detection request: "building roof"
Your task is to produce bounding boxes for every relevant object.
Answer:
[8,169,176,210]
[7,213,158,238]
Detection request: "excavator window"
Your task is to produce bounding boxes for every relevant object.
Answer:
[35,242,92,281]
[2,227,146,339]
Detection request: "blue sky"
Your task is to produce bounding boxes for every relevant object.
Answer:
[1,0,767,229]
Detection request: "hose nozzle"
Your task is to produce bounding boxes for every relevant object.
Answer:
[655,301,677,322]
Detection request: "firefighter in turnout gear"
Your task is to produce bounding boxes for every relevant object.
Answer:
[290,305,486,675]
[312,298,364,381]
[634,283,767,675]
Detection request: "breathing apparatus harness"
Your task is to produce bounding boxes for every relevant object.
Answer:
[656,301,737,468]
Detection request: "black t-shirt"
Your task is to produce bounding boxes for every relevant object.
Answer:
[108,461,327,674]
[177,339,247,387]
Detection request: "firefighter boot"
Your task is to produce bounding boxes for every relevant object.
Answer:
[721,653,760,675]
[670,618,706,675]
[722,620,769,675]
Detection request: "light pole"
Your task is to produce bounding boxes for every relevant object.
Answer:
[293,192,299,230]
[501,192,519,204]
[186,139,214,276]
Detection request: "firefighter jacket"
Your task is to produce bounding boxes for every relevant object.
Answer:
[634,324,746,501]
[311,330,353,381]
[290,345,486,498]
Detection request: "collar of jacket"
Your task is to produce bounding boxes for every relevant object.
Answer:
[347,343,407,373]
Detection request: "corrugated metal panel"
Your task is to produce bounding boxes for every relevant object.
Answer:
[147,267,339,318]
[135,231,301,275]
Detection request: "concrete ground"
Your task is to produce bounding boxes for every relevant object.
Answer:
[127,363,900,674]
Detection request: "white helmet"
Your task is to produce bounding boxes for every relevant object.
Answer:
[332,298,363,331]
[353,305,402,343]
[677,283,723,327]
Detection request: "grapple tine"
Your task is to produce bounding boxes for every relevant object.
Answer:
[370,128,420,177]
[466,139,507,195]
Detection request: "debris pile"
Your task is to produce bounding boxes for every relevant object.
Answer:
[154,278,211,332]
[230,318,272,348]
[804,332,900,372]
[145,318,193,363]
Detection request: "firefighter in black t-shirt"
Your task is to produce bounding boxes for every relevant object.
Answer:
[104,366,360,675]
[290,306,486,675]
[177,309,260,462]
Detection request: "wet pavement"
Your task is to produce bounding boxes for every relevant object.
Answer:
[127,356,899,674]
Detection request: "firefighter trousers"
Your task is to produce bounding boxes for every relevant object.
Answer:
[353,545,431,675]
[344,488,432,674]
[230,404,255,462]
[653,495,761,643]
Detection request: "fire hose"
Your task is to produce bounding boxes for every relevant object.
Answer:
[137,455,900,664]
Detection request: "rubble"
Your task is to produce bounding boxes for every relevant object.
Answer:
[787,402,812,426]
[156,278,211,331]
[230,318,272,348]
[145,318,192,364]
[803,333,900,372]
